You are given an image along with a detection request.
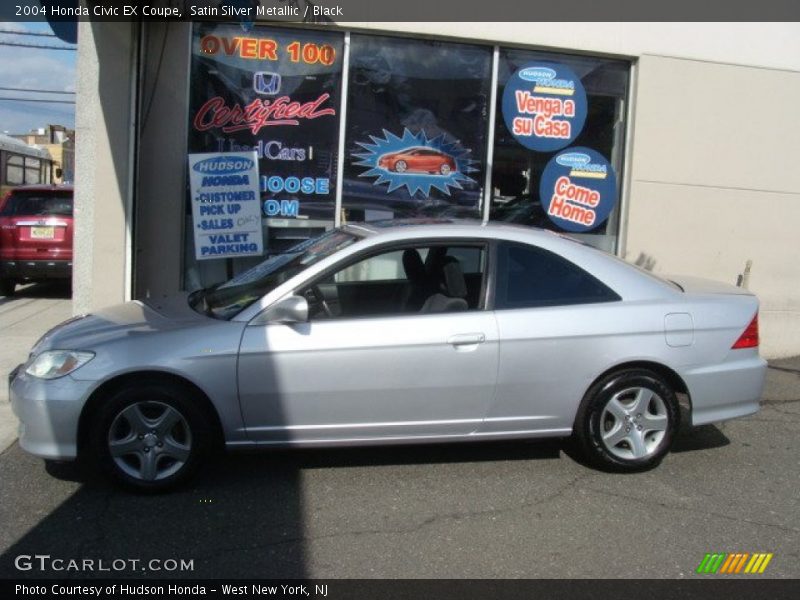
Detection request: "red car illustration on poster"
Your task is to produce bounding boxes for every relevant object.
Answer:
[378,147,457,176]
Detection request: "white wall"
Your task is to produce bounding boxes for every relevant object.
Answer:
[625,55,800,358]
[73,22,135,314]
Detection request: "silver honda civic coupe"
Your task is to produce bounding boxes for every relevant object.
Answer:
[10,220,766,490]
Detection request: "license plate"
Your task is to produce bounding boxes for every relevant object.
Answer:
[30,226,55,239]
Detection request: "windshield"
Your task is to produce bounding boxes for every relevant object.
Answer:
[190,229,359,319]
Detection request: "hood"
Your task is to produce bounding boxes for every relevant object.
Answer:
[32,293,207,353]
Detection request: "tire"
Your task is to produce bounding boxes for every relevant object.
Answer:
[0,278,15,296]
[573,369,680,472]
[88,380,214,492]
[439,164,451,176]
[394,160,407,173]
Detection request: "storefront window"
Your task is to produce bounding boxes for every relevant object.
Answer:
[490,49,629,252]
[342,35,492,222]
[181,25,630,291]
[186,22,344,289]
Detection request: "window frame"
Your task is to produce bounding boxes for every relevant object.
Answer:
[492,240,621,311]
[293,236,494,321]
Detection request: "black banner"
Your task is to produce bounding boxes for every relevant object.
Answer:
[4,579,800,600]
[2,0,799,23]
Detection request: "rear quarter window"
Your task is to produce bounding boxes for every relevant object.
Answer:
[495,242,621,309]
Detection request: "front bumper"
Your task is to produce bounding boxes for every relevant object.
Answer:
[9,364,95,460]
[0,259,72,281]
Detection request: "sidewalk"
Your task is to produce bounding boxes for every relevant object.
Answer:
[0,283,73,452]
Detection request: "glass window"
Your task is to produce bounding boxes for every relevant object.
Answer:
[334,249,409,283]
[5,154,23,185]
[24,157,41,185]
[186,23,345,289]
[190,229,358,320]
[179,26,632,297]
[305,243,487,319]
[490,50,629,253]
[495,242,620,309]
[342,35,492,222]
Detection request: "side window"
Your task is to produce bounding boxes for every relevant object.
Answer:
[495,242,620,309]
[334,249,428,283]
[445,246,483,275]
[303,244,486,320]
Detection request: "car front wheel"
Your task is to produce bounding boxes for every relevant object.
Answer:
[394,160,407,173]
[90,380,213,491]
[574,369,680,471]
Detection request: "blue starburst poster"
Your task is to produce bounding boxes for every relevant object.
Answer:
[352,129,478,197]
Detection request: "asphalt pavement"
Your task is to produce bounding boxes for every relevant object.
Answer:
[0,285,797,579]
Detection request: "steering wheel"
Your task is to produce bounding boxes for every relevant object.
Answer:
[310,285,333,318]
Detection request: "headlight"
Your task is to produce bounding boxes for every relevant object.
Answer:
[25,351,95,380]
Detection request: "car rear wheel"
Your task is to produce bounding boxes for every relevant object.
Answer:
[89,381,213,491]
[394,160,407,173]
[439,164,451,176]
[573,369,680,471]
[0,278,15,296]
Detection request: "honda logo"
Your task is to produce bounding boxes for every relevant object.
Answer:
[253,71,281,95]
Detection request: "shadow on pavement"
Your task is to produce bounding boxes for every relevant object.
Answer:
[0,281,72,306]
[0,439,562,579]
[559,421,729,470]
[671,423,730,453]
[1,450,307,579]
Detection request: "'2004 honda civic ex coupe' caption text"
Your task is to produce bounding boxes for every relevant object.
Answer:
[10,220,767,491]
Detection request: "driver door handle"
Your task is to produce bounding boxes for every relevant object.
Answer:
[447,333,486,346]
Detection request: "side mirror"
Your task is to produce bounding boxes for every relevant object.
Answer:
[253,295,308,325]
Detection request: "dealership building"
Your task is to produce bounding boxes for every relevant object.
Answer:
[70,18,800,357]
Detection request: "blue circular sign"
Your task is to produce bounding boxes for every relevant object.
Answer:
[502,62,587,153]
[539,147,617,232]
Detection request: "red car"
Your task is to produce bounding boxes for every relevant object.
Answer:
[0,185,74,296]
[378,147,457,176]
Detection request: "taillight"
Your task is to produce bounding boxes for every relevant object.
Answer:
[732,313,759,349]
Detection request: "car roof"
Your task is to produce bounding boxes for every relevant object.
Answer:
[343,218,571,245]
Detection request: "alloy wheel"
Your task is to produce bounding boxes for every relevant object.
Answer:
[599,386,669,460]
[107,401,193,482]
